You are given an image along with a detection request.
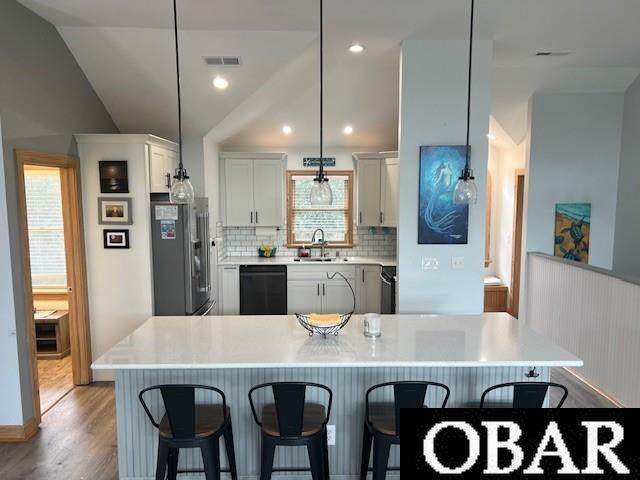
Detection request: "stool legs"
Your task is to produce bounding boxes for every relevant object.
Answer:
[307,434,326,480]
[360,422,373,479]
[201,438,221,480]
[372,437,391,480]
[322,428,330,480]
[223,419,239,480]
[155,441,169,480]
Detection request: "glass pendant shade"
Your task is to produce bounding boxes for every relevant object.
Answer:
[453,176,478,205]
[309,178,333,206]
[169,171,195,204]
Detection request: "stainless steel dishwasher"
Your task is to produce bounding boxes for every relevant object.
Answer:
[239,265,287,315]
[380,266,396,314]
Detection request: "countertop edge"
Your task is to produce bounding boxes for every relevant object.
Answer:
[217,256,397,267]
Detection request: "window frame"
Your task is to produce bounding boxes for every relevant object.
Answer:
[286,170,354,248]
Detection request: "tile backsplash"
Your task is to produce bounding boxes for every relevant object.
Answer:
[218,225,396,260]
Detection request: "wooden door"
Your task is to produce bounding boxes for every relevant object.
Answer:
[510,170,526,318]
[253,159,282,226]
[380,158,399,228]
[357,160,381,226]
[287,280,322,314]
[224,159,255,226]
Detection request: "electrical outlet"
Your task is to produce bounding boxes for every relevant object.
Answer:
[327,425,336,446]
[421,257,439,270]
[452,256,465,269]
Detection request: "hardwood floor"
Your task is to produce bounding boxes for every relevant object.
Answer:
[0,383,117,480]
[0,368,618,479]
[37,356,74,414]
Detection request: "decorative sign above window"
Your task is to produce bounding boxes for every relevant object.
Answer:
[303,157,336,167]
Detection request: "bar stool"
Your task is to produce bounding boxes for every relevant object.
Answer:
[249,381,333,480]
[480,381,568,408]
[360,381,450,480]
[139,384,238,480]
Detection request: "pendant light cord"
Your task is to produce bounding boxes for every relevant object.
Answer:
[464,0,475,176]
[318,0,324,180]
[173,0,184,173]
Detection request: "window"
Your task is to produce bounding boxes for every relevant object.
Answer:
[24,166,67,288]
[287,170,353,247]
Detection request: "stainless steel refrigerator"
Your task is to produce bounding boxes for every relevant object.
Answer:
[150,198,214,315]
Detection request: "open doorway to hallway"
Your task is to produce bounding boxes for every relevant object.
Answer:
[16,150,93,426]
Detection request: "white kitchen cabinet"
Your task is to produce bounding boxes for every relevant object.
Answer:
[224,159,255,226]
[356,154,399,227]
[222,154,284,227]
[357,160,382,226]
[380,158,399,228]
[149,144,178,193]
[357,265,382,314]
[219,266,240,315]
[287,280,323,314]
[287,266,357,314]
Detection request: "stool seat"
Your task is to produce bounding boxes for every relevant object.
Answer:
[261,403,325,437]
[367,402,396,436]
[159,405,230,439]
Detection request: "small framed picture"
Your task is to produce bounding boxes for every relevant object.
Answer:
[98,197,132,225]
[99,160,129,194]
[103,229,130,249]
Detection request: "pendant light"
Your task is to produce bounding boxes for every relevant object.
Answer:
[169,0,195,204]
[453,0,478,205]
[309,0,333,206]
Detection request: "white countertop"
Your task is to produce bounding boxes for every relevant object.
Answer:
[218,256,397,267]
[92,313,582,370]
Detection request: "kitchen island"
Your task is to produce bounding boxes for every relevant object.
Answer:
[93,313,582,480]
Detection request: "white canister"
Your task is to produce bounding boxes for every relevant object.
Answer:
[364,313,382,337]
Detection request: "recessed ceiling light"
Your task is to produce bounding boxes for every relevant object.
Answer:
[348,44,366,54]
[343,125,354,135]
[487,133,496,141]
[212,76,229,90]
[282,125,293,135]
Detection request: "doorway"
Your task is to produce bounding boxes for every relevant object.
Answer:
[16,150,92,425]
[509,169,526,318]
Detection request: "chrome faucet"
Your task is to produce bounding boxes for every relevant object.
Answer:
[311,228,328,258]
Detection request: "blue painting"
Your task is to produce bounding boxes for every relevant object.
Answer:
[418,146,469,244]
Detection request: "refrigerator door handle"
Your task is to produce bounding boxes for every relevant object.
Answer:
[197,212,211,293]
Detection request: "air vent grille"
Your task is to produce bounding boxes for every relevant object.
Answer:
[204,56,242,66]
[535,51,570,57]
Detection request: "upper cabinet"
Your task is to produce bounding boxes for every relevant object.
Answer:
[355,154,399,227]
[148,143,179,193]
[221,153,285,227]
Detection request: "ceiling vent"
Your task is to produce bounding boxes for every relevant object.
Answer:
[204,56,242,66]
[535,51,570,57]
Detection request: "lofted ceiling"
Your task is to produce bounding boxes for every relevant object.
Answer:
[18,0,640,148]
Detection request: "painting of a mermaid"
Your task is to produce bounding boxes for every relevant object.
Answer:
[418,146,469,244]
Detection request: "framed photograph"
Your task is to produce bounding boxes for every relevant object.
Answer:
[418,145,469,244]
[98,197,132,225]
[103,229,130,249]
[554,203,591,264]
[99,160,129,193]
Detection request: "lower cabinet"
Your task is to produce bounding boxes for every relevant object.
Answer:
[219,266,240,315]
[287,266,357,314]
[356,265,382,314]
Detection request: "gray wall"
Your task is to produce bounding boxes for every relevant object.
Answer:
[0,0,118,423]
[613,75,640,277]
[525,93,624,270]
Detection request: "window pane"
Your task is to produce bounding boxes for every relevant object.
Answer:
[292,175,348,210]
[293,211,348,243]
[24,168,67,287]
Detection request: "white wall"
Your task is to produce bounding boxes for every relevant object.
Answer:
[77,137,154,381]
[613,74,640,276]
[0,116,24,425]
[525,93,624,270]
[397,40,492,314]
[183,137,206,196]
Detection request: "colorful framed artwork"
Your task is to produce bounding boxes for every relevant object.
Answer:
[418,146,469,244]
[98,197,132,225]
[103,229,130,249]
[99,160,129,194]
[554,203,591,263]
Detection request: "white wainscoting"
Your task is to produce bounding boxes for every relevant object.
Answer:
[526,252,640,407]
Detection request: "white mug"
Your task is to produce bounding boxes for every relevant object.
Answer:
[364,313,382,337]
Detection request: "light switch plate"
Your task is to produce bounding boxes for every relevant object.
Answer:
[421,257,439,270]
[452,257,465,269]
[327,425,336,445]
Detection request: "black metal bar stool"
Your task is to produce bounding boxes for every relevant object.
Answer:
[480,381,568,408]
[249,381,333,480]
[360,381,450,480]
[139,384,238,480]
